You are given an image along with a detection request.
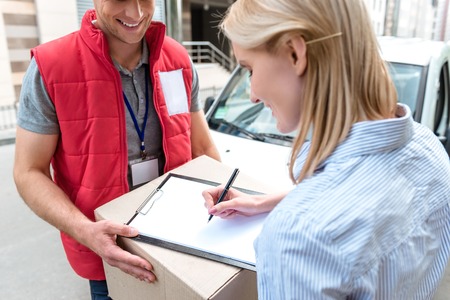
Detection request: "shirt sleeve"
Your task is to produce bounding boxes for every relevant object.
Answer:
[189,60,202,113]
[17,57,60,134]
[255,210,351,300]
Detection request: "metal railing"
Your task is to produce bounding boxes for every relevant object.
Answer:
[182,41,236,72]
[0,104,17,131]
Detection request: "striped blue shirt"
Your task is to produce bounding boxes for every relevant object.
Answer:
[255,104,450,299]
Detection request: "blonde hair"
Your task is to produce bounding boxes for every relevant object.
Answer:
[220,0,397,184]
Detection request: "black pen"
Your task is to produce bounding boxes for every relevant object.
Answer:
[208,168,240,223]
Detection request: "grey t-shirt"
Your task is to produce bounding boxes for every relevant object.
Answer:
[17,41,201,188]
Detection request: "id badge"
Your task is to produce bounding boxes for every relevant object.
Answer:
[129,157,159,187]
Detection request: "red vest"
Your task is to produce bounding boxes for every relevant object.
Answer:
[31,10,193,280]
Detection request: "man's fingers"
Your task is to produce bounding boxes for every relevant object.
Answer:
[101,220,139,237]
[121,225,139,237]
[110,258,156,283]
[104,246,155,282]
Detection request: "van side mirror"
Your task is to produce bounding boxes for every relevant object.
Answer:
[203,96,215,114]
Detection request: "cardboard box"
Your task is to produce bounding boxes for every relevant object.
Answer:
[95,155,282,300]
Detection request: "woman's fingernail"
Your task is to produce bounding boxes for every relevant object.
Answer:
[129,227,139,236]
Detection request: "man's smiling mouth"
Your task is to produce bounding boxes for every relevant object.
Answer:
[117,19,140,28]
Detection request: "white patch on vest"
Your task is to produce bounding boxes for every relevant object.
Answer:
[158,69,189,116]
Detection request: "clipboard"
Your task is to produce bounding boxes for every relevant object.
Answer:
[126,173,268,271]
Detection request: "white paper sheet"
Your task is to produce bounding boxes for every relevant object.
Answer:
[128,174,268,267]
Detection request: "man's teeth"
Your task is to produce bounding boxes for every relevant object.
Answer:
[119,20,139,27]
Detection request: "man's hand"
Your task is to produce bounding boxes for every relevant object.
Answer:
[14,127,156,283]
[82,220,156,283]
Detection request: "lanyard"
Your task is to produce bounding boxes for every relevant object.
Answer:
[123,68,150,159]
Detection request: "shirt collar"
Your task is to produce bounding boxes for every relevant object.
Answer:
[330,103,413,159]
[113,40,149,75]
[294,104,414,177]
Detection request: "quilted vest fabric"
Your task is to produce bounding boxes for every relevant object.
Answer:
[31,9,193,280]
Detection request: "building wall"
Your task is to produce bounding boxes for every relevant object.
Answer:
[0,0,78,106]
[446,6,450,41]
[0,8,14,106]
[363,0,387,35]
[396,0,435,39]
[35,0,78,44]
[182,0,192,41]
[0,0,38,106]
[434,0,450,41]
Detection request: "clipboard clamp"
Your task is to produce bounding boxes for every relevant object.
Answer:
[136,188,164,215]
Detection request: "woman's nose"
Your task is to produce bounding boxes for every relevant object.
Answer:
[250,91,261,103]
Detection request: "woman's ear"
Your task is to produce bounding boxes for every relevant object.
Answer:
[287,35,307,76]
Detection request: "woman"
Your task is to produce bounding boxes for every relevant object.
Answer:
[203,0,450,298]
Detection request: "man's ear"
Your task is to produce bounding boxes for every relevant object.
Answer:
[286,35,307,76]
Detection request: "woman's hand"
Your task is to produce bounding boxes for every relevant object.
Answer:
[202,186,289,218]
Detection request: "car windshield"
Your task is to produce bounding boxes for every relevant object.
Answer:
[208,63,425,147]
[208,67,296,147]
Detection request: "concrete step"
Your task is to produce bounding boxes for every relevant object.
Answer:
[195,63,232,108]
[195,63,231,90]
